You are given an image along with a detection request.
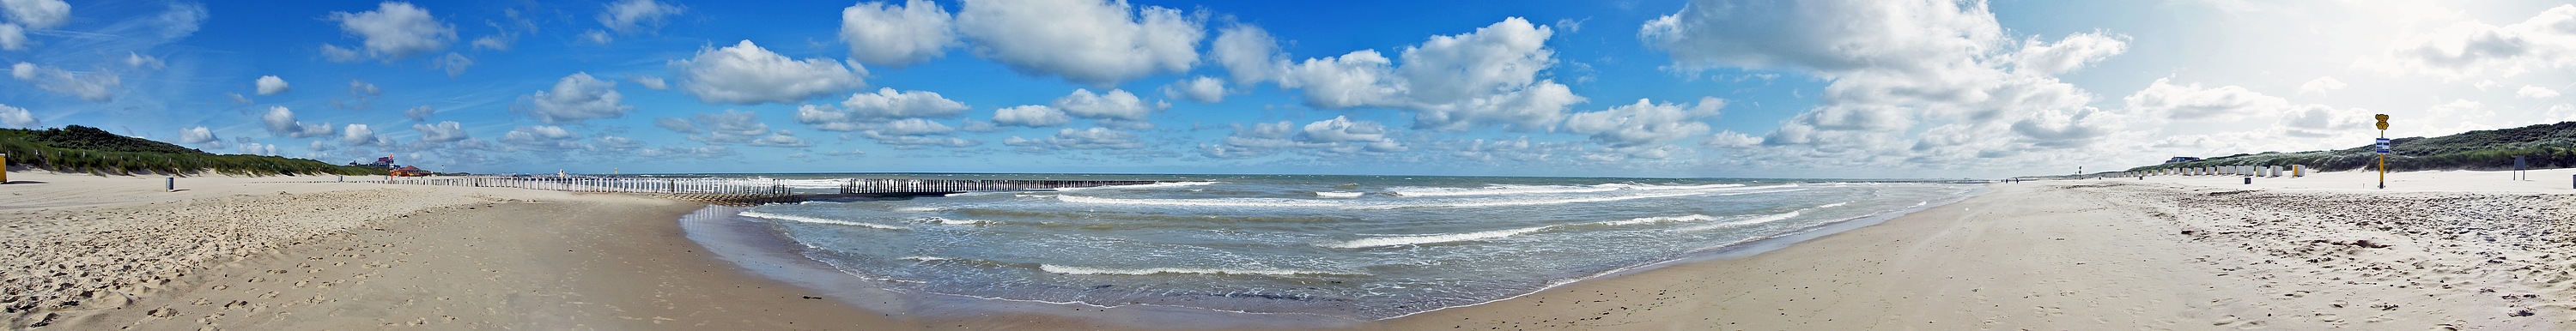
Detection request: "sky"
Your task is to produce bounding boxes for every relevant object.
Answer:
[0,0,2572,178]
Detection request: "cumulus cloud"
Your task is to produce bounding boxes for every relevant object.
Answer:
[2276,104,2371,138]
[672,40,867,105]
[341,123,386,147]
[404,105,434,121]
[598,0,683,33]
[501,125,584,150]
[1,0,70,29]
[1052,88,1162,128]
[1564,98,1722,147]
[953,0,1202,85]
[513,72,632,124]
[178,126,217,144]
[1262,18,1581,131]
[748,130,813,147]
[254,75,289,95]
[2298,76,2346,95]
[841,0,957,67]
[11,62,118,101]
[236,143,278,156]
[1642,0,2140,169]
[1004,127,1143,150]
[1212,24,1285,84]
[261,106,336,138]
[413,121,467,142]
[991,105,1068,127]
[433,52,471,76]
[2370,4,2576,80]
[1162,76,1225,103]
[2123,77,2286,121]
[668,109,774,144]
[794,88,972,132]
[1205,116,1407,157]
[327,2,456,60]
[0,23,22,51]
[2519,86,2562,99]
[0,103,33,128]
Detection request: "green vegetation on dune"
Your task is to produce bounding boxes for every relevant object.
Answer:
[0,125,386,176]
[2127,122,2576,173]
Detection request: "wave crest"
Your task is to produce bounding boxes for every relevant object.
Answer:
[740,211,908,230]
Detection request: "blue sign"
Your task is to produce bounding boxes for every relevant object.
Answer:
[2375,138,2391,153]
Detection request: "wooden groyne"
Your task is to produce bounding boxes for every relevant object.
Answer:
[362,176,1158,204]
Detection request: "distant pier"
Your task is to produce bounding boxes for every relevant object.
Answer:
[362,176,1157,204]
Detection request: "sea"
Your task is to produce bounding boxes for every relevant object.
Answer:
[674,173,1984,322]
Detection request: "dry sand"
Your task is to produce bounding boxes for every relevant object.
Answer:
[8,169,2576,330]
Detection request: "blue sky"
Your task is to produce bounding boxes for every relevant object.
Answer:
[2,0,2572,178]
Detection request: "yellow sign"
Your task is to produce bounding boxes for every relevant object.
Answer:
[2374,114,2390,129]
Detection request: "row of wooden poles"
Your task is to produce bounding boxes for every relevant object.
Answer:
[836,178,1161,194]
[364,176,1164,196]
[372,176,795,195]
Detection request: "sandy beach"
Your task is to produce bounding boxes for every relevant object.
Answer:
[8,169,2576,330]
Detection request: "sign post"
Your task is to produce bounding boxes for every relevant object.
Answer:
[2375,114,2390,190]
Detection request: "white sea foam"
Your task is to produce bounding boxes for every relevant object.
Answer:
[740,211,908,230]
[1047,181,1220,191]
[902,256,952,262]
[1388,184,1625,197]
[891,206,947,213]
[1599,214,1722,226]
[1314,191,1364,198]
[1037,264,1362,276]
[1674,211,1802,232]
[1055,195,1346,208]
[1354,190,1759,209]
[1625,184,1749,190]
[916,217,993,226]
[1321,226,1556,249]
[1816,202,1849,208]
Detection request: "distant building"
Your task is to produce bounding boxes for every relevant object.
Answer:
[2165,156,2202,164]
[349,155,399,169]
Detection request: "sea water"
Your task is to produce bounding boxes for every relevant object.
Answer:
[707,174,1981,321]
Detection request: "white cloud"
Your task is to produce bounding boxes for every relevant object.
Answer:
[11,62,117,101]
[2123,77,2286,121]
[2275,104,2370,138]
[236,143,277,156]
[513,72,631,124]
[748,130,813,147]
[1564,98,1722,147]
[501,125,584,150]
[2297,76,2346,95]
[1052,88,1161,128]
[841,0,957,68]
[178,126,217,144]
[598,0,683,34]
[629,75,667,90]
[1206,116,1408,157]
[580,30,612,44]
[953,0,1202,85]
[341,123,385,147]
[327,2,456,59]
[471,35,509,51]
[0,23,22,51]
[1701,130,1761,148]
[226,93,252,105]
[254,75,289,95]
[0,0,70,29]
[0,103,33,128]
[1211,24,1285,84]
[1162,76,1225,103]
[672,39,867,105]
[261,106,335,138]
[1004,127,1143,150]
[1642,0,2138,170]
[319,45,362,63]
[2519,85,2562,99]
[404,105,434,121]
[125,52,164,69]
[433,52,471,76]
[414,121,467,142]
[639,145,736,159]
[674,109,773,144]
[1273,18,1581,131]
[2370,4,2576,80]
[2009,32,2128,75]
[991,105,1068,127]
[837,87,970,118]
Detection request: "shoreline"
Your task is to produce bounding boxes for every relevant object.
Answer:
[12,170,2575,329]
